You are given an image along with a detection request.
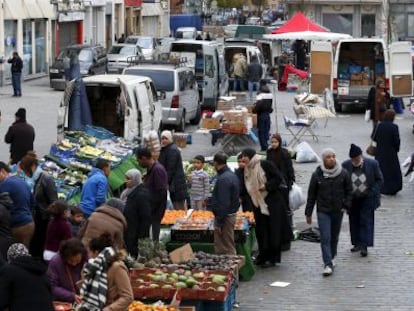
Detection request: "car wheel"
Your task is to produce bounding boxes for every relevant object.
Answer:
[190,105,201,125]
[176,113,185,132]
[334,101,342,113]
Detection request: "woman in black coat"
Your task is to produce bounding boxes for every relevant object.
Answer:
[159,130,187,210]
[373,109,402,195]
[121,169,151,258]
[241,148,292,268]
[0,243,54,311]
[234,154,254,212]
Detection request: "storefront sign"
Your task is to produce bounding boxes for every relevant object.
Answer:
[125,0,142,6]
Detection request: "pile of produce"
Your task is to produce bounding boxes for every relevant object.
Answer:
[161,210,187,225]
[133,239,170,268]
[236,211,255,225]
[128,301,176,311]
[189,210,214,219]
[172,218,213,231]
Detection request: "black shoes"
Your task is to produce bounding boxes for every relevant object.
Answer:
[260,261,276,268]
[360,246,368,257]
[350,246,361,252]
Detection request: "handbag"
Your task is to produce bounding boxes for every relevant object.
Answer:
[364,109,370,122]
[366,141,377,156]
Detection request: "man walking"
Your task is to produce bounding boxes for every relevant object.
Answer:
[342,144,383,257]
[7,52,23,97]
[5,108,35,165]
[252,80,273,151]
[305,148,352,276]
[79,159,110,217]
[246,55,263,101]
[136,148,168,241]
[211,152,240,255]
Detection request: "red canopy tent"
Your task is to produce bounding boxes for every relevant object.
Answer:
[272,12,328,34]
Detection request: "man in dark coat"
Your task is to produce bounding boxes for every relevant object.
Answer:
[136,148,168,241]
[0,193,14,261]
[306,148,352,276]
[342,144,383,257]
[373,109,402,195]
[211,152,240,255]
[246,55,263,101]
[158,130,187,210]
[252,80,273,151]
[7,51,23,97]
[241,148,292,268]
[0,243,54,311]
[4,108,35,164]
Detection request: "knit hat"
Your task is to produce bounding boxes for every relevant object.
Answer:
[241,148,256,160]
[15,108,26,121]
[7,243,29,262]
[349,143,362,158]
[321,148,336,159]
[106,198,125,212]
[160,130,173,143]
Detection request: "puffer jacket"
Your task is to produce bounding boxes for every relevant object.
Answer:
[305,166,352,216]
[79,205,127,250]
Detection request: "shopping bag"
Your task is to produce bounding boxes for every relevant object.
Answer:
[366,141,377,156]
[364,110,370,122]
[289,183,305,211]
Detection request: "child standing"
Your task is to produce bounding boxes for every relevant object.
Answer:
[43,200,72,262]
[190,155,210,210]
[69,205,85,237]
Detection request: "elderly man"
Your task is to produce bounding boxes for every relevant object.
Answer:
[342,144,383,257]
[305,148,352,276]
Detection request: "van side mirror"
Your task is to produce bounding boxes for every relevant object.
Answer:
[157,91,166,100]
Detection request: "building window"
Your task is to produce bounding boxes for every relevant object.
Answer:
[23,19,33,76]
[323,13,353,35]
[361,14,375,37]
[35,20,46,73]
[4,20,17,80]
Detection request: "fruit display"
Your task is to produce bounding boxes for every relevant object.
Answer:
[130,267,232,301]
[161,210,187,225]
[189,210,214,220]
[172,218,212,231]
[128,301,176,311]
[133,239,171,268]
[236,211,255,225]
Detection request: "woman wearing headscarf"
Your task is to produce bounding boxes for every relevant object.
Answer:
[305,148,352,277]
[121,169,151,258]
[373,109,402,195]
[366,79,389,138]
[77,233,133,311]
[241,148,292,268]
[0,243,54,311]
[158,130,188,210]
[79,198,127,250]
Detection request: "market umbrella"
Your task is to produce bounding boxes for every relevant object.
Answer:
[272,12,328,34]
[263,31,352,41]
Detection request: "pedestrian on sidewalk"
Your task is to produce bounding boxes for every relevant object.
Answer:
[211,152,240,255]
[4,108,35,165]
[246,55,263,101]
[305,148,352,276]
[252,80,273,151]
[342,144,383,257]
[7,51,23,97]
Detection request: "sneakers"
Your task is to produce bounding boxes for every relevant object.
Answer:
[331,259,336,267]
[323,265,333,277]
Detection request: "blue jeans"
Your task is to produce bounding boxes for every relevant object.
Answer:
[248,81,260,100]
[12,72,21,96]
[233,77,244,91]
[258,113,270,151]
[317,210,344,267]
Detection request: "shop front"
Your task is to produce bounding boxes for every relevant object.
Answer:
[125,0,142,38]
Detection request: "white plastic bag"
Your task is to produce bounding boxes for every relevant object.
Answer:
[364,110,370,122]
[289,183,306,211]
[295,141,320,163]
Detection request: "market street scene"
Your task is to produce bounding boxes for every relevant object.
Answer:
[1,1,414,310]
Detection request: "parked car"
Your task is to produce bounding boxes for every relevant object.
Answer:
[49,44,107,90]
[123,61,201,131]
[125,36,159,60]
[107,44,144,73]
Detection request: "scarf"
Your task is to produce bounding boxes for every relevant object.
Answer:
[78,247,115,310]
[320,161,342,178]
[244,154,269,215]
[120,169,142,202]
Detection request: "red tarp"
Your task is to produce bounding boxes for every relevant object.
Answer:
[272,12,327,34]
[279,64,309,91]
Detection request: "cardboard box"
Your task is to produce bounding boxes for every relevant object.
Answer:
[216,100,235,111]
[350,80,362,86]
[201,118,220,129]
[222,121,249,134]
[350,73,363,81]
[173,133,188,148]
[169,243,195,264]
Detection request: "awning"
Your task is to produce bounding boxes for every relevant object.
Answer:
[24,0,44,19]
[38,0,57,19]
[4,0,26,19]
[3,0,55,19]
[141,3,162,16]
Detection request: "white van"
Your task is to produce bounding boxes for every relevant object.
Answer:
[310,39,413,111]
[169,40,228,110]
[57,75,162,141]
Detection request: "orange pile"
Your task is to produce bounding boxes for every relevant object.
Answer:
[128,301,176,311]
[190,210,214,220]
[161,210,186,225]
[236,211,255,224]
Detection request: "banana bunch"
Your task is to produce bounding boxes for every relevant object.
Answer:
[100,151,121,162]
[79,146,103,157]
[58,139,75,150]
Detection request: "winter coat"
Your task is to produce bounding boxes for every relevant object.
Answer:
[246,61,263,82]
[305,167,352,216]
[373,120,402,195]
[104,260,134,311]
[79,168,108,216]
[252,93,273,115]
[0,256,54,311]
[266,147,295,190]
[212,166,240,227]
[234,167,254,212]
[0,176,35,227]
[47,252,86,303]
[8,56,23,73]
[79,205,127,250]
[159,143,187,202]
[233,57,247,78]
[4,121,35,164]
[366,86,390,121]
[123,184,152,258]
[44,216,73,253]
[34,172,58,219]
[342,157,383,209]
[0,193,14,260]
